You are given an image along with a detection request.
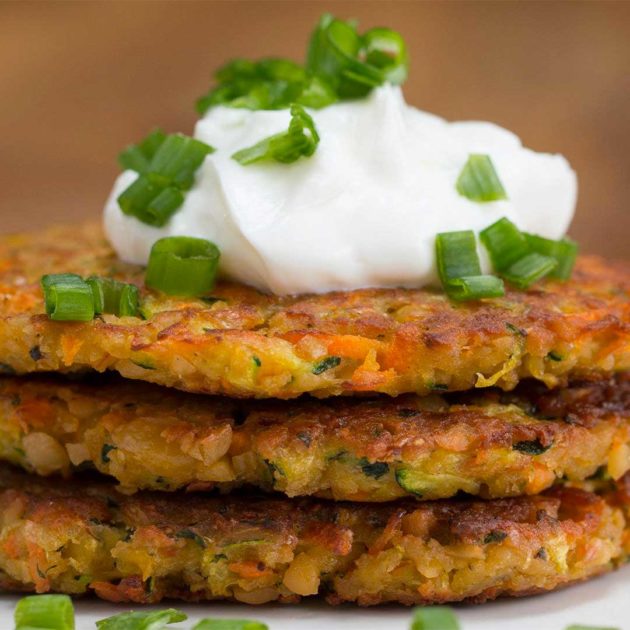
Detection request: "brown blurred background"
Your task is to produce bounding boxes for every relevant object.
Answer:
[0,0,628,257]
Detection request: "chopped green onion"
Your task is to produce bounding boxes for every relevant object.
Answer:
[525,233,578,280]
[456,154,507,202]
[41,274,95,322]
[117,173,181,228]
[411,606,460,630]
[502,252,558,289]
[117,133,213,227]
[479,217,529,271]
[192,620,269,630]
[362,27,409,84]
[150,134,214,190]
[480,217,576,288]
[306,14,407,99]
[232,104,319,165]
[446,275,506,301]
[96,608,187,630]
[145,236,221,297]
[14,594,75,630]
[87,277,140,317]
[565,626,620,630]
[296,76,338,109]
[436,231,482,279]
[196,57,336,114]
[118,128,167,173]
[435,231,505,301]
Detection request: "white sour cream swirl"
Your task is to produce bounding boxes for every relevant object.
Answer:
[104,85,577,295]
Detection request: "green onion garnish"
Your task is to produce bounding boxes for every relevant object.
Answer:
[456,154,507,202]
[525,232,578,280]
[96,608,187,630]
[232,103,320,165]
[196,57,337,114]
[446,275,506,301]
[307,14,408,99]
[192,619,269,630]
[565,626,620,630]
[117,132,214,227]
[480,217,576,288]
[502,252,558,289]
[14,594,75,630]
[41,274,95,322]
[410,606,460,630]
[145,236,221,297]
[119,128,166,173]
[196,13,408,114]
[479,217,530,271]
[87,277,140,318]
[435,231,505,301]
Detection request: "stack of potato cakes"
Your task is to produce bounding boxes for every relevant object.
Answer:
[0,222,628,606]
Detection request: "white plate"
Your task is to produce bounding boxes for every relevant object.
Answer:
[1,565,629,630]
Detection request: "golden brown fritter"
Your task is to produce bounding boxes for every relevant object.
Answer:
[1,375,629,501]
[0,464,626,606]
[0,224,628,399]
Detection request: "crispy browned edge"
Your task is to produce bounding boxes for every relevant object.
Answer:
[0,223,628,398]
[0,464,627,605]
[0,374,629,500]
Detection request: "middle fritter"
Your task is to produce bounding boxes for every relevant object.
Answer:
[1,374,628,500]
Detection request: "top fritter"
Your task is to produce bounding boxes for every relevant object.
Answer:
[0,223,627,399]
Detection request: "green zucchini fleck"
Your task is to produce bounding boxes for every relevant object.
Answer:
[312,356,341,375]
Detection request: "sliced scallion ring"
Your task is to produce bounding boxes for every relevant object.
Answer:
[118,128,166,173]
[96,608,187,629]
[456,154,507,202]
[479,217,530,271]
[502,252,558,289]
[524,233,578,280]
[410,605,461,630]
[14,594,75,630]
[87,277,140,318]
[117,133,214,227]
[41,274,95,322]
[145,236,221,297]
[435,231,505,301]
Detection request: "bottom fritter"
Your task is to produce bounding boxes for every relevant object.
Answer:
[0,465,628,606]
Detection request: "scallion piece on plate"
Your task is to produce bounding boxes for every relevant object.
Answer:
[435,231,505,301]
[14,594,75,630]
[95,608,187,630]
[232,103,320,165]
[502,251,558,289]
[192,619,269,630]
[87,277,140,318]
[41,274,95,322]
[479,217,530,271]
[410,605,460,630]
[456,154,507,202]
[118,128,167,173]
[145,236,221,297]
[525,232,578,280]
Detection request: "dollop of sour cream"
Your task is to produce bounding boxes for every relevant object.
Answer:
[104,85,577,295]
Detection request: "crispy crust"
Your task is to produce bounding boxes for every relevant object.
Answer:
[0,224,628,399]
[0,464,627,606]
[1,375,629,501]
